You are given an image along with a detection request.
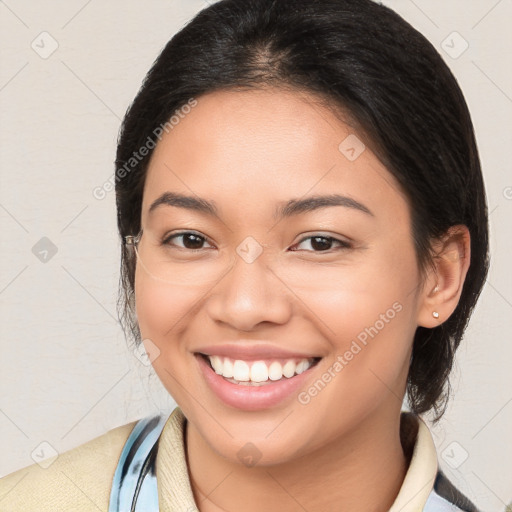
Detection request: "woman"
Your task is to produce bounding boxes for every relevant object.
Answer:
[0,0,489,510]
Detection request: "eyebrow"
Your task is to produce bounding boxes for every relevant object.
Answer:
[148,192,373,218]
[276,194,373,218]
[149,192,218,216]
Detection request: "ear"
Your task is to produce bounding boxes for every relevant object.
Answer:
[417,225,471,328]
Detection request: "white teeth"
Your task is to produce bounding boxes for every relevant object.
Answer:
[268,361,283,381]
[211,355,223,375]
[296,360,306,374]
[282,360,296,378]
[250,361,269,382]
[223,358,234,378]
[233,360,250,381]
[206,355,316,383]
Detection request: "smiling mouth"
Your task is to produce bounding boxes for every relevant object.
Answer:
[197,353,322,386]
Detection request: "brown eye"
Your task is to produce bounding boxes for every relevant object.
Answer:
[291,235,351,252]
[162,232,213,250]
[310,236,333,251]
[182,233,206,249]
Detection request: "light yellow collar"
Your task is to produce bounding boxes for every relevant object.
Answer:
[156,407,438,512]
[389,414,438,512]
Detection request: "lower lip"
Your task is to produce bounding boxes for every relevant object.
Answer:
[195,354,319,411]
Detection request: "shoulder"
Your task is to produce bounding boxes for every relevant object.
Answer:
[0,421,137,512]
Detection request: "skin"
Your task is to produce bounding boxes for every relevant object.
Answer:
[134,87,470,512]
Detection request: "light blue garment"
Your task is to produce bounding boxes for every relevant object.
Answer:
[424,472,480,512]
[108,415,167,512]
[425,491,467,511]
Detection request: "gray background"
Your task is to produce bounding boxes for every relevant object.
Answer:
[0,1,511,510]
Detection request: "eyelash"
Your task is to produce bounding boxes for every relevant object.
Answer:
[161,231,215,250]
[291,235,352,252]
[161,231,352,252]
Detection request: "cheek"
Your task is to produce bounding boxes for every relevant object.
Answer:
[134,274,205,403]
[297,244,419,395]
[292,292,415,444]
[293,248,418,339]
[134,270,200,346]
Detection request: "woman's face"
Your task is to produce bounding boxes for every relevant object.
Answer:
[135,88,425,465]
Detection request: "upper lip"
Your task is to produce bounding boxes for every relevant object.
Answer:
[195,343,322,361]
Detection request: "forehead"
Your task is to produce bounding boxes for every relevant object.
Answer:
[142,88,409,223]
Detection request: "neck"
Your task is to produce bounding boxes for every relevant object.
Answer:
[186,406,409,512]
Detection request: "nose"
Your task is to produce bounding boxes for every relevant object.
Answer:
[205,251,293,332]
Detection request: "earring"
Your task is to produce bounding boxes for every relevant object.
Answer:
[433,284,440,293]
[432,311,440,319]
